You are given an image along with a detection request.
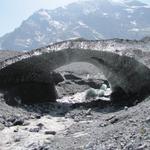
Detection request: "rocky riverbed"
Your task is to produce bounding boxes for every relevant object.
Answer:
[0,70,150,150]
[0,94,150,150]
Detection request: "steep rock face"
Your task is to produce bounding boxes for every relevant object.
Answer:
[0,39,150,105]
[0,0,150,50]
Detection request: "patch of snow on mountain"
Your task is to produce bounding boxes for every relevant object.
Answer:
[103,12,108,16]
[26,39,32,46]
[78,21,88,28]
[83,9,91,15]
[129,28,140,32]
[115,13,120,19]
[143,5,150,8]
[47,27,52,32]
[125,8,134,13]
[56,38,63,42]
[131,5,150,9]
[35,31,45,42]
[130,20,137,26]
[49,20,64,30]
[38,9,51,20]
[110,0,124,5]
[1,0,150,50]
[83,5,99,15]
[127,15,132,18]
[73,31,81,37]
[33,51,42,56]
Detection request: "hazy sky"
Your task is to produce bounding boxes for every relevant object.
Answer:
[0,0,150,37]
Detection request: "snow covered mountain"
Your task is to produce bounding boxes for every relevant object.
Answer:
[0,0,150,51]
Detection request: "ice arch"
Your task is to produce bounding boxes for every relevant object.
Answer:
[0,40,150,106]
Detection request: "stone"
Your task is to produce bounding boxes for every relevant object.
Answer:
[34,114,41,119]
[44,131,56,135]
[136,144,147,150]
[14,136,21,142]
[84,142,94,149]
[85,108,92,115]
[145,117,150,124]
[110,118,119,124]
[0,123,5,130]
[23,121,30,126]
[29,127,40,132]
[13,119,24,126]
[14,128,19,132]
[36,123,44,129]
[124,106,128,111]
[99,122,107,127]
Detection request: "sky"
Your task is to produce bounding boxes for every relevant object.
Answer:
[0,0,150,37]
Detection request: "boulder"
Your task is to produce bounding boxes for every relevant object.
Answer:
[52,72,64,85]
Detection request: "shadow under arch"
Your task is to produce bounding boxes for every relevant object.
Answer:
[0,48,150,107]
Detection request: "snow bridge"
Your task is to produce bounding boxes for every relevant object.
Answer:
[0,39,150,106]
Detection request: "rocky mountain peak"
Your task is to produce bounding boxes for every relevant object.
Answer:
[0,0,150,51]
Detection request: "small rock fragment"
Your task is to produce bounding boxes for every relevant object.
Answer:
[105,115,116,121]
[13,119,24,126]
[29,127,40,132]
[140,127,146,135]
[44,131,56,135]
[14,136,21,142]
[0,123,5,130]
[85,108,92,115]
[23,121,30,126]
[136,144,147,150]
[34,114,41,119]
[110,117,119,124]
[145,117,150,124]
[124,106,128,111]
[37,123,44,129]
[99,122,107,127]
[14,128,19,132]
[84,142,94,149]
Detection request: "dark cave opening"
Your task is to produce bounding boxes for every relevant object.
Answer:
[4,82,57,106]
[0,62,147,108]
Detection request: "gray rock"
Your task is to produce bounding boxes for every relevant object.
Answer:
[0,123,4,130]
[13,119,24,126]
[44,131,56,135]
[29,127,40,133]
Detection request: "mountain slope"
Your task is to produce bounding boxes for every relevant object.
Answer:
[0,0,150,51]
